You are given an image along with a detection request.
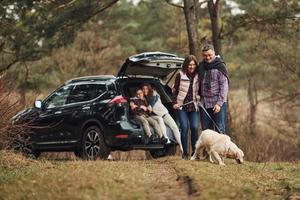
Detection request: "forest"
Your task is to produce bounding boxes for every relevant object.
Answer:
[1,0,299,161]
[0,0,299,199]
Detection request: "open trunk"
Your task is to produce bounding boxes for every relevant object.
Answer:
[117,52,184,82]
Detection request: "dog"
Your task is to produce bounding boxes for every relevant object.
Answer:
[191,129,244,165]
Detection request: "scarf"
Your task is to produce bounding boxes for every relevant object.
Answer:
[198,56,229,90]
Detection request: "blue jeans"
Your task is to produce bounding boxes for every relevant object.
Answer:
[177,110,199,156]
[200,103,227,134]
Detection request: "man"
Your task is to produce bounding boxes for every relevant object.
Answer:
[198,44,229,134]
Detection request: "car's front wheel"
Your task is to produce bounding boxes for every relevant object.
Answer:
[77,126,110,160]
[10,133,41,158]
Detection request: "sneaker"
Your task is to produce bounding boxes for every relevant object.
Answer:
[107,154,113,161]
[182,154,189,160]
[150,134,160,144]
[161,137,168,144]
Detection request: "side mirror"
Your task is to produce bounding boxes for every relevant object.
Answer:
[34,100,42,109]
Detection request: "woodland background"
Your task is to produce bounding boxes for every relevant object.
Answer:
[0,0,299,161]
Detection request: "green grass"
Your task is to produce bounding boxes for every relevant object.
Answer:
[0,151,299,200]
[171,158,300,199]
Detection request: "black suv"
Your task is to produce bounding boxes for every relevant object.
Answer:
[12,52,184,159]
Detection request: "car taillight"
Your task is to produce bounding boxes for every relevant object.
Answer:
[115,134,129,139]
[109,95,127,106]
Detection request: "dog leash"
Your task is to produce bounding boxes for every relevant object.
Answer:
[199,104,223,133]
[178,101,195,110]
[178,101,223,133]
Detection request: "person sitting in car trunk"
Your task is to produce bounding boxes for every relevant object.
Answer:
[130,89,163,143]
[142,83,183,153]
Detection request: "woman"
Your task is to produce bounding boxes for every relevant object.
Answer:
[142,83,183,153]
[173,55,200,160]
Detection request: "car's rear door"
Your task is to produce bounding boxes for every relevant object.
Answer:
[62,83,108,142]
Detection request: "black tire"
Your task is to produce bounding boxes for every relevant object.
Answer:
[30,150,41,158]
[10,133,40,158]
[149,149,166,159]
[78,126,110,160]
[74,150,81,157]
[165,144,177,156]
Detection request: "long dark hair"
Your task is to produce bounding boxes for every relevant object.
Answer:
[182,55,198,74]
[142,83,154,102]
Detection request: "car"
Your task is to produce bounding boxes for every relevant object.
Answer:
[11,52,184,160]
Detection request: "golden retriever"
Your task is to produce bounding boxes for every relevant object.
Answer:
[191,129,244,165]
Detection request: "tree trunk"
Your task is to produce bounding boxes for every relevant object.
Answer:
[183,0,200,57]
[207,0,222,56]
[247,76,258,135]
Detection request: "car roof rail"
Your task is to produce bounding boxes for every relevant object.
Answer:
[66,75,116,84]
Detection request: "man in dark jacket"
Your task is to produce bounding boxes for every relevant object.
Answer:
[198,44,229,134]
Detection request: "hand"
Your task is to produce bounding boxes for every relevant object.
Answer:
[147,106,153,113]
[213,104,221,113]
[172,88,176,94]
[140,105,147,111]
[196,95,201,102]
[173,104,180,110]
[130,102,138,110]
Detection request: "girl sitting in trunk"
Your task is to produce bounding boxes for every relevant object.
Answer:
[142,83,183,153]
[129,88,163,143]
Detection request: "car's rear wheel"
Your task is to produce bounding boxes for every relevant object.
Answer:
[149,149,165,159]
[77,126,110,160]
[165,143,177,156]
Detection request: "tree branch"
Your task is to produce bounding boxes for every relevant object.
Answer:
[258,92,300,104]
[221,14,298,39]
[0,51,36,73]
[165,0,184,9]
[56,0,76,9]
[0,59,19,73]
[84,0,120,22]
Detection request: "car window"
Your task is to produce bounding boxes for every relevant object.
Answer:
[107,83,117,94]
[67,84,106,104]
[44,85,73,109]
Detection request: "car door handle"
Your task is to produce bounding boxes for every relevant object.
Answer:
[54,111,62,114]
[82,106,90,110]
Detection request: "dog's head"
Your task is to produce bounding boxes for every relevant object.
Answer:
[235,148,244,164]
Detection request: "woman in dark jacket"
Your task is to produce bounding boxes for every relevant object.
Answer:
[173,55,200,160]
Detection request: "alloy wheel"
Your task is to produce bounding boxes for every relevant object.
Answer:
[85,129,101,159]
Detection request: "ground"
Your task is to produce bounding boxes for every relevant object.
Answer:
[0,151,299,200]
